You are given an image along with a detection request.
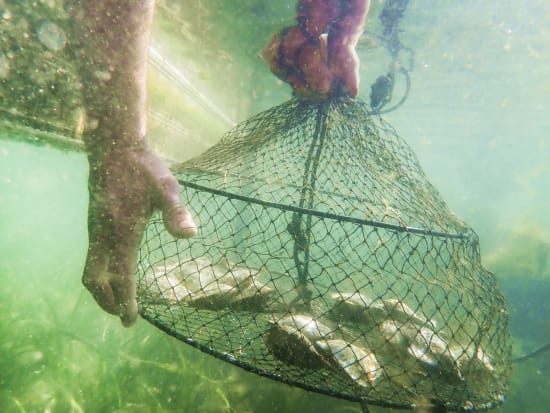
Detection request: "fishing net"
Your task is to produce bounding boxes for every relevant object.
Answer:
[136,96,511,411]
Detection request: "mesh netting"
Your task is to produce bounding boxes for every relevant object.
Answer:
[137,97,511,411]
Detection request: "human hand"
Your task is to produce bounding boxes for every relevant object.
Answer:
[328,0,370,97]
[262,26,332,98]
[83,142,196,326]
[261,0,370,99]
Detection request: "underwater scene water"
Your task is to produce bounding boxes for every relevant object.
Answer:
[1,0,549,412]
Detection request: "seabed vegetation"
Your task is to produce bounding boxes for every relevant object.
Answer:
[1,1,548,412]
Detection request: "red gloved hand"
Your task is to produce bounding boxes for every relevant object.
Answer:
[262,0,370,99]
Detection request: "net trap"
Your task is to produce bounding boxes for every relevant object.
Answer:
[136,1,511,411]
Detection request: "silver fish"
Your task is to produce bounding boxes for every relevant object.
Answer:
[379,320,461,381]
[177,257,256,294]
[264,315,333,369]
[315,339,380,387]
[451,344,496,377]
[142,264,192,303]
[186,283,239,309]
[147,257,272,311]
[329,292,434,328]
[278,314,334,342]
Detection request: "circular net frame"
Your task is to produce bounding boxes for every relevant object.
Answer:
[137,98,511,411]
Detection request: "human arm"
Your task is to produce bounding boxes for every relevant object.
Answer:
[67,0,196,326]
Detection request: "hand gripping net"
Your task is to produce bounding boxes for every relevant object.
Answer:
[137,97,511,411]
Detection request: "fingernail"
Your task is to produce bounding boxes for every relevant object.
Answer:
[179,218,197,238]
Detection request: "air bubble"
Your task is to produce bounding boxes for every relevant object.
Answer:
[0,8,12,22]
[0,55,9,79]
[35,20,66,52]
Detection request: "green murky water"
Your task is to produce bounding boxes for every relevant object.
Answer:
[1,0,549,412]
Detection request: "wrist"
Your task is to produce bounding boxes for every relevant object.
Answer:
[84,130,149,163]
[80,97,148,158]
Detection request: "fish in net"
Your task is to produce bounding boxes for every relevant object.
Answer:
[136,1,511,411]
